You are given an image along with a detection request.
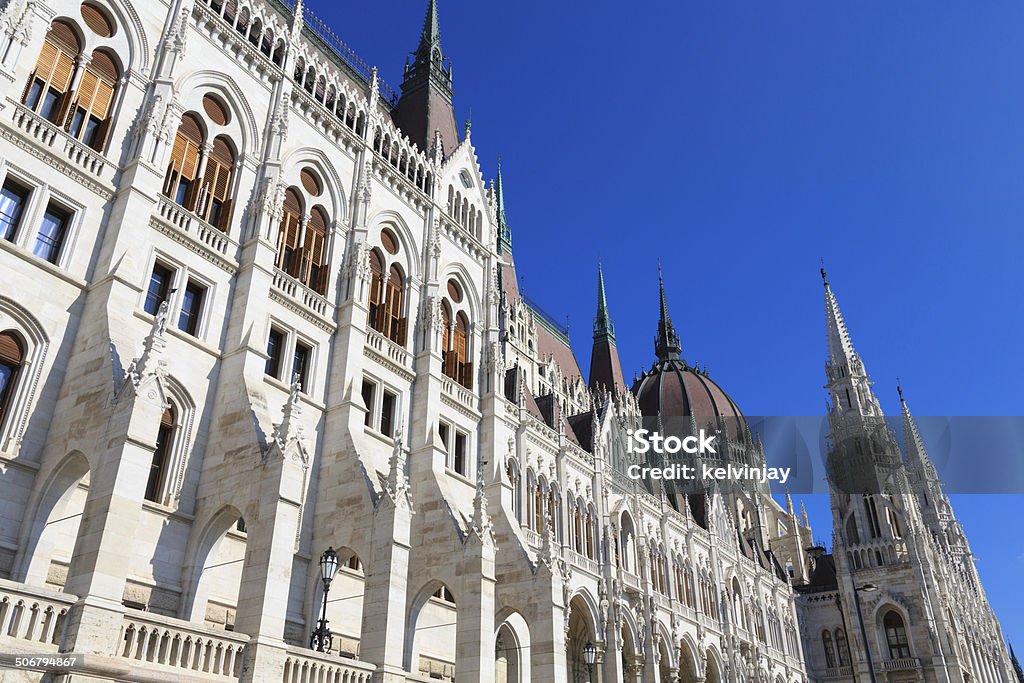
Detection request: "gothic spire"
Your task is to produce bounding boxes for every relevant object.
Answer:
[655,266,682,361]
[594,262,614,342]
[393,0,459,157]
[588,263,626,393]
[496,159,511,252]
[899,384,947,512]
[416,0,441,58]
[822,267,857,368]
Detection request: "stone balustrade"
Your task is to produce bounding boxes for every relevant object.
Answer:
[8,99,111,183]
[0,578,74,651]
[117,608,248,679]
[282,646,376,683]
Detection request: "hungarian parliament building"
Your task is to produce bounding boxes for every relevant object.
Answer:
[0,0,1015,681]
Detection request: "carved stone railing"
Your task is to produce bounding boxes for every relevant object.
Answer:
[846,538,910,568]
[881,658,921,671]
[567,550,600,576]
[282,646,375,683]
[418,653,455,681]
[441,376,476,412]
[117,609,248,679]
[8,99,111,182]
[520,527,543,549]
[621,571,641,591]
[364,327,412,371]
[0,579,75,651]
[823,666,854,678]
[271,268,331,320]
[151,196,239,273]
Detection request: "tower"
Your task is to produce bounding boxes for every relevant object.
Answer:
[587,263,625,393]
[392,0,460,157]
[795,271,1015,683]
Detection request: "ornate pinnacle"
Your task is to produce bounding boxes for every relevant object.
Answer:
[655,265,681,361]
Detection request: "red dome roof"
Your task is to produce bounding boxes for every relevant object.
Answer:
[631,359,747,442]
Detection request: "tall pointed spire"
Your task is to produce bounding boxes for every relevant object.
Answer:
[495,159,511,252]
[821,267,858,368]
[589,263,626,393]
[899,384,947,511]
[655,266,682,361]
[593,262,614,342]
[393,0,459,157]
[416,0,441,58]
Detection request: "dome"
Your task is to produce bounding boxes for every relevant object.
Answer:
[632,358,744,428]
[630,273,747,441]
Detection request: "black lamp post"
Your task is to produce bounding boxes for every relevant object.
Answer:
[310,546,339,653]
[583,640,597,683]
[852,583,879,683]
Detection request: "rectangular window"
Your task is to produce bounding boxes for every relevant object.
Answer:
[265,328,285,378]
[293,341,312,391]
[39,88,61,121]
[24,79,44,110]
[144,263,174,316]
[438,421,450,451]
[0,181,29,242]
[361,379,375,428]
[379,389,396,437]
[453,431,467,476]
[177,280,206,336]
[33,204,69,264]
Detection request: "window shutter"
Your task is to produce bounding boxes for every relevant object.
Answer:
[51,49,75,92]
[161,407,174,428]
[91,116,111,151]
[0,332,23,365]
[33,41,58,82]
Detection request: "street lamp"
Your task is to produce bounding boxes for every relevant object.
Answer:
[310,547,339,653]
[583,641,597,683]
[852,583,879,683]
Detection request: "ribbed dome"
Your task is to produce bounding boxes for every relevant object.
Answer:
[631,358,744,425]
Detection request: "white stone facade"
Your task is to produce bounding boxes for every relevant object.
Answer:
[0,1,999,683]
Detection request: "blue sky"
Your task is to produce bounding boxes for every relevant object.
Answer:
[308,0,1023,648]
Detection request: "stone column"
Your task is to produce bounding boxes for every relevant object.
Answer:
[233,447,306,683]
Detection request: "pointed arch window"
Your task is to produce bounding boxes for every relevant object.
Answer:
[22,21,80,124]
[275,188,303,276]
[822,630,837,668]
[145,401,177,503]
[442,311,471,388]
[163,114,205,210]
[66,49,119,150]
[197,136,235,230]
[300,206,328,295]
[383,265,406,344]
[835,628,851,667]
[369,249,386,331]
[883,611,910,659]
[0,331,25,431]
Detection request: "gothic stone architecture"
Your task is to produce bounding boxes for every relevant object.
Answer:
[0,0,1007,682]
[792,273,1016,683]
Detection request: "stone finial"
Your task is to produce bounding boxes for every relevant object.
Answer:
[468,455,494,545]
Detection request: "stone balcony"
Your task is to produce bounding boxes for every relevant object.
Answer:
[364,327,413,380]
[270,268,333,327]
[151,195,239,274]
[822,666,854,678]
[283,646,376,683]
[880,658,921,671]
[440,375,478,416]
[5,98,115,195]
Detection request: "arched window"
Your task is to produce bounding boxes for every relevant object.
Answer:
[445,312,470,388]
[275,188,303,276]
[301,206,328,294]
[163,114,205,210]
[0,331,25,429]
[883,611,910,659]
[66,49,119,150]
[822,630,837,668]
[383,264,406,344]
[506,460,521,522]
[835,628,851,666]
[197,136,235,230]
[533,480,543,532]
[369,249,386,332]
[145,401,176,503]
[22,21,80,124]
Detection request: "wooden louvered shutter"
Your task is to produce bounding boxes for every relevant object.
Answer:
[277,190,302,274]
[386,265,402,342]
[368,251,384,331]
[202,138,234,229]
[304,210,326,293]
[0,332,23,366]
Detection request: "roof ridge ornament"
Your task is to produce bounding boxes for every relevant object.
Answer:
[654,265,682,361]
